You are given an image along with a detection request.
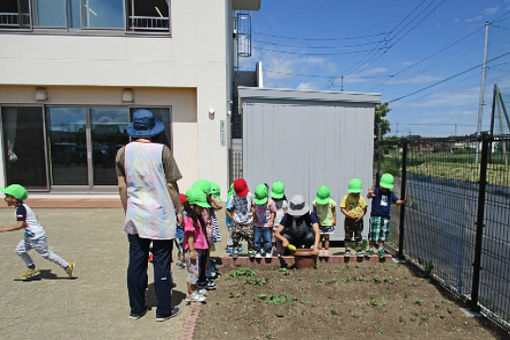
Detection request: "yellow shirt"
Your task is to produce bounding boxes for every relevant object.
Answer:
[340,194,367,218]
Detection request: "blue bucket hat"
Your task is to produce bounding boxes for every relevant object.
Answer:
[126,109,165,137]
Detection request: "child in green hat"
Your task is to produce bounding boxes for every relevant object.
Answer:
[0,184,74,280]
[367,173,408,258]
[251,183,277,258]
[340,179,367,256]
[270,181,288,257]
[312,185,337,257]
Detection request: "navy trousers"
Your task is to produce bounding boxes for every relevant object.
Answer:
[127,234,173,317]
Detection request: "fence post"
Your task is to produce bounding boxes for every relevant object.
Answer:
[375,126,382,187]
[470,133,489,312]
[398,138,408,259]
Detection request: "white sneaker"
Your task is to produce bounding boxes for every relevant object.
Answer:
[197,288,208,295]
[265,253,272,258]
[255,252,262,259]
[186,291,207,303]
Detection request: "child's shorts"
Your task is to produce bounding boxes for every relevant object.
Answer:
[369,216,390,242]
[319,225,335,235]
[184,249,204,285]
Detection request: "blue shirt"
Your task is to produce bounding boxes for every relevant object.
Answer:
[279,212,318,229]
[370,188,399,218]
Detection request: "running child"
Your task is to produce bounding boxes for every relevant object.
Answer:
[340,179,367,256]
[183,187,209,303]
[251,183,276,258]
[0,184,74,280]
[366,173,408,258]
[312,185,337,257]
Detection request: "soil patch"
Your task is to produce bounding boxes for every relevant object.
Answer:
[195,262,508,340]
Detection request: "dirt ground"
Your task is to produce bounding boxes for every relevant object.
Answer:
[195,262,509,340]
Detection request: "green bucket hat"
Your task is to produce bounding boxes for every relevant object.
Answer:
[347,178,362,194]
[210,182,221,200]
[315,185,331,205]
[270,181,285,199]
[186,187,211,208]
[193,179,212,195]
[0,184,28,201]
[254,184,268,205]
[380,173,394,190]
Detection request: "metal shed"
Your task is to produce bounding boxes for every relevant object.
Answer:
[238,87,381,241]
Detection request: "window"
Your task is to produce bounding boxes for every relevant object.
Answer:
[127,0,170,32]
[1,0,170,33]
[0,0,31,29]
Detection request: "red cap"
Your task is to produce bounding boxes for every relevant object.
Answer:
[179,193,187,203]
[233,178,249,197]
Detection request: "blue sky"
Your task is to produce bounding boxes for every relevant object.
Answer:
[239,0,510,137]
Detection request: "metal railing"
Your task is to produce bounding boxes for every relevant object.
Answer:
[375,134,510,330]
[0,12,30,28]
[128,16,169,32]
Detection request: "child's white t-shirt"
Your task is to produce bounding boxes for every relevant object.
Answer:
[16,203,46,239]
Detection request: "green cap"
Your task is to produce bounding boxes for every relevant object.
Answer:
[253,183,268,205]
[347,178,362,194]
[185,187,211,208]
[315,185,331,205]
[380,173,394,190]
[227,183,234,199]
[193,179,212,195]
[270,181,285,199]
[210,182,221,200]
[0,184,28,201]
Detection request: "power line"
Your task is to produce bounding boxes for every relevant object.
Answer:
[251,38,384,49]
[388,51,510,103]
[252,30,389,41]
[253,45,388,56]
[264,69,392,79]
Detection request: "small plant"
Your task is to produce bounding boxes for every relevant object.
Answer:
[355,264,360,268]
[245,278,269,286]
[415,298,422,305]
[354,276,365,281]
[300,300,312,305]
[337,264,346,270]
[241,290,246,296]
[313,278,324,283]
[330,307,338,315]
[226,267,258,279]
[265,330,273,339]
[403,292,409,299]
[341,276,352,283]
[384,276,392,283]
[228,292,234,298]
[368,297,378,307]
[373,275,382,284]
[257,293,267,302]
[278,267,290,276]
[267,294,296,305]
[424,261,433,277]
[379,299,388,307]
[377,328,383,334]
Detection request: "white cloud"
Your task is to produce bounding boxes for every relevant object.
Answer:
[344,67,389,84]
[406,88,479,108]
[465,15,482,23]
[453,18,460,23]
[296,82,319,90]
[483,7,499,15]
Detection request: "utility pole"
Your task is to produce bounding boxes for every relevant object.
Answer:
[476,22,489,163]
[341,75,344,92]
[396,122,399,136]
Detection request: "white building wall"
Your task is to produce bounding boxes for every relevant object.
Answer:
[0,0,237,195]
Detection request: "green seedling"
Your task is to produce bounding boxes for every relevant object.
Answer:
[354,276,365,281]
[267,294,296,305]
[379,299,388,307]
[337,264,346,270]
[330,307,338,315]
[368,297,378,307]
[241,290,246,296]
[384,276,392,283]
[377,328,383,334]
[313,278,324,283]
[373,275,382,284]
[245,277,269,286]
[228,292,234,298]
[257,293,267,302]
[226,267,258,279]
[415,298,422,305]
[300,300,312,305]
[278,267,290,276]
[341,276,352,283]
[265,330,273,339]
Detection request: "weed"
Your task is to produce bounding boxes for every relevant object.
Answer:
[379,299,388,307]
[424,261,433,277]
[265,330,273,339]
[373,275,382,284]
[415,298,422,305]
[377,328,383,334]
[330,307,338,315]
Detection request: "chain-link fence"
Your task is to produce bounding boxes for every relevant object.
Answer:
[374,134,510,330]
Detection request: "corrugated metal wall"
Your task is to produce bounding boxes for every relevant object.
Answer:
[241,98,375,241]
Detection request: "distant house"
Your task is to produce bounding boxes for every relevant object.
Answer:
[0,0,260,194]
